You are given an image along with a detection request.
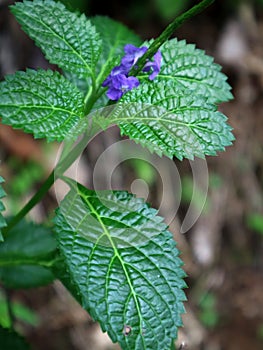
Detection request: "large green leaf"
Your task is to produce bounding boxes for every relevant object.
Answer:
[0,69,84,141]
[96,83,234,160]
[0,221,56,288]
[11,0,101,79]
[0,177,7,242]
[138,38,233,104]
[54,183,186,350]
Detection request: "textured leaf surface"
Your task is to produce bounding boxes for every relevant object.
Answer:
[138,38,233,104]
[97,83,234,160]
[11,0,101,79]
[0,69,84,141]
[0,177,7,242]
[0,221,56,288]
[54,183,186,350]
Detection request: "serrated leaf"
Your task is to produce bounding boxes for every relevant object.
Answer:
[138,38,233,104]
[11,0,101,79]
[54,183,186,350]
[0,177,7,242]
[0,69,84,141]
[0,221,56,288]
[96,83,234,160]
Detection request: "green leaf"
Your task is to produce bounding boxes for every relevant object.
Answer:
[0,221,57,288]
[0,326,30,350]
[0,69,84,141]
[97,83,234,160]
[0,266,54,289]
[138,38,233,104]
[54,183,186,350]
[246,213,263,235]
[0,177,7,242]
[0,291,39,328]
[11,0,101,79]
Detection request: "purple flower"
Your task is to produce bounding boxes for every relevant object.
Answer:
[102,44,162,101]
[121,44,148,70]
[103,72,140,101]
[142,50,162,80]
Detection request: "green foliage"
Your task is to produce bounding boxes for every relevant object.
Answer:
[246,213,263,235]
[98,84,234,160]
[0,0,234,348]
[96,38,234,160]
[140,38,233,104]
[11,0,101,79]
[8,160,44,198]
[0,290,39,328]
[181,176,209,213]
[128,159,156,185]
[0,69,84,141]
[0,177,7,242]
[0,326,30,350]
[54,183,186,349]
[0,221,56,288]
[198,292,219,328]
[257,323,263,341]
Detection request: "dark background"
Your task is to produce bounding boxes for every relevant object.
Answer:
[0,0,263,349]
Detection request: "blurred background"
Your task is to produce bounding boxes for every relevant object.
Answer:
[0,0,263,349]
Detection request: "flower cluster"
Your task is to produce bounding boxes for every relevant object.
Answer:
[102,44,162,101]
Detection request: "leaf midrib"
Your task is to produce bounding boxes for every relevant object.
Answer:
[106,113,224,137]
[16,8,94,77]
[79,191,146,347]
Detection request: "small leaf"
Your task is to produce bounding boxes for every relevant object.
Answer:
[0,69,84,141]
[138,38,233,104]
[97,83,234,160]
[0,177,7,242]
[54,183,186,350]
[0,221,56,288]
[11,0,101,79]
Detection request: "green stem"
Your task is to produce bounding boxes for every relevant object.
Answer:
[3,171,54,235]
[3,118,101,236]
[5,289,15,331]
[131,0,215,75]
